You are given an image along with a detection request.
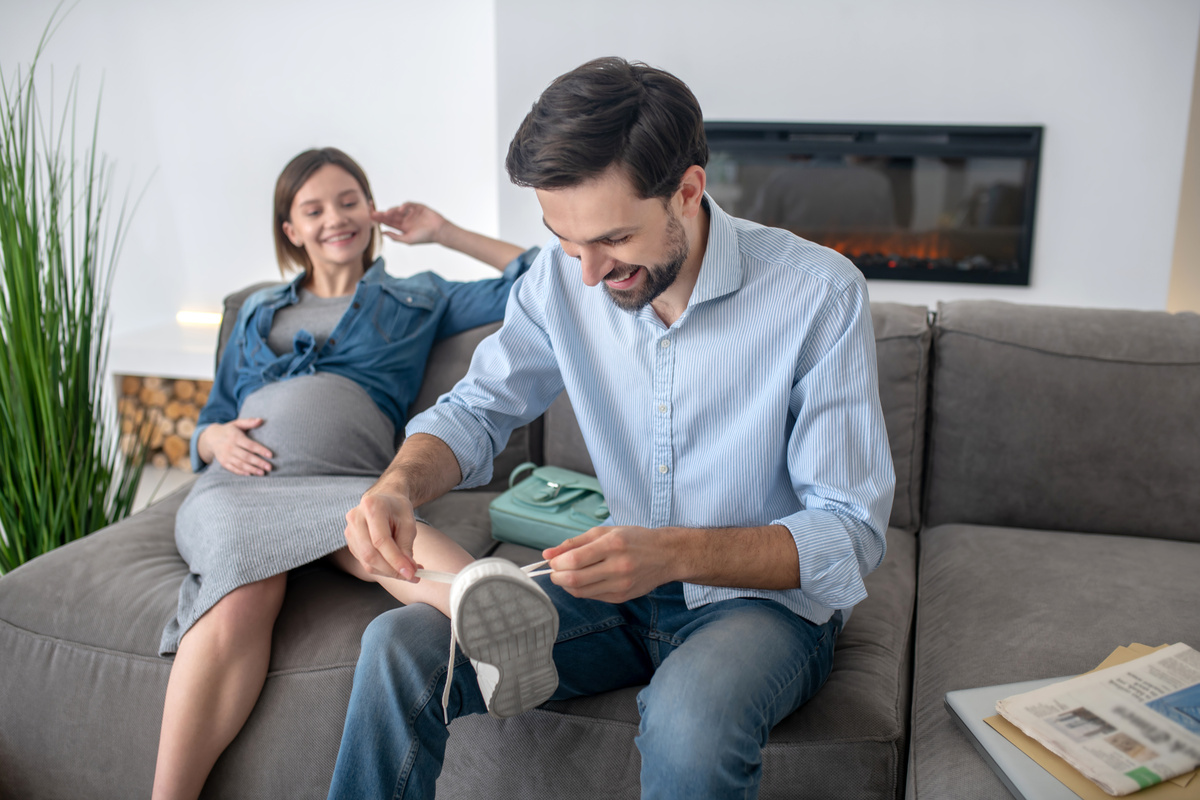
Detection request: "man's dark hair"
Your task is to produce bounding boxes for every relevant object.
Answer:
[506,57,709,201]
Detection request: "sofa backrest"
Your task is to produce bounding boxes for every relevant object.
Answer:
[216,282,278,365]
[542,301,933,534]
[872,303,933,533]
[923,300,1200,543]
[407,321,538,491]
[217,284,535,491]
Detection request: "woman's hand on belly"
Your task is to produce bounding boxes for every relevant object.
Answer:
[198,418,275,476]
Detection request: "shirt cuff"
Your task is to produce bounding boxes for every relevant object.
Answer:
[189,423,212,474]
[405,403,497,489]
[772,510,873,610]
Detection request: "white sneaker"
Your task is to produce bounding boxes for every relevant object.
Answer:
[417,558,558,722]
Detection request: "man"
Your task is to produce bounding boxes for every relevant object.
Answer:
[329,57,894,799]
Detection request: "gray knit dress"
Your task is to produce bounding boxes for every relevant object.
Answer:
[160,292,398,655]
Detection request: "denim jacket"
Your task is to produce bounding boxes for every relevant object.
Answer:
[190,250,537,472]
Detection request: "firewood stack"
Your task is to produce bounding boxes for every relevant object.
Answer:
[117,375,212,471]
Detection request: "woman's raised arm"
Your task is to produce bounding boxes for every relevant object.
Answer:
[372,202,525,272]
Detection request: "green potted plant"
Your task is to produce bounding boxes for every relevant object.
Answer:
[0,12,147,574]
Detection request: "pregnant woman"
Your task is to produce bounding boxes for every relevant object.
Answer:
[151,147,535,800]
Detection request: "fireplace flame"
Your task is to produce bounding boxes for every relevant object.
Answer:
[802,230,953,262]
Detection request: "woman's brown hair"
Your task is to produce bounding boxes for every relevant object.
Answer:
[273,148,379,275]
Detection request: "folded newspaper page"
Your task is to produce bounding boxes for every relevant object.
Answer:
[997,643,1200,796]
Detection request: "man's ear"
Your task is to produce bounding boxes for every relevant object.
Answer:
[676,165,707,220]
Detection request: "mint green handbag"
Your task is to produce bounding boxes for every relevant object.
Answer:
[488,462,610,550]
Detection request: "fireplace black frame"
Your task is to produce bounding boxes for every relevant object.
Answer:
[704,122,1043,285]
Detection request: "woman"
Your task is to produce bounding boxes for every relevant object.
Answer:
[152,147,535,800]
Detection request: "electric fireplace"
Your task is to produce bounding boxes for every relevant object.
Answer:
[705,122,1043,285]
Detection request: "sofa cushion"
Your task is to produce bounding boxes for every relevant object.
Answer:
[925,300,1200,541]
[0,485,501,799]
[451,526,918,799]
[541,301,932,533]
[908,523,1200,799]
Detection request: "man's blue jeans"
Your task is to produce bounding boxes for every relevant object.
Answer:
[327,579,841,800]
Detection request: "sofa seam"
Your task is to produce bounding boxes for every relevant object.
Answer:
[875,331,928,343]
[0,618,171,666]
[939,328,1200,366]
[529,706,905,746]
[888,528,920,765]
[902,334,926,532]
[0,618,359,678]
[908,525,934,800]
[910,309,936,798]
[921,324,944,530]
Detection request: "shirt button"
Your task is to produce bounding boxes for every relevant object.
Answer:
[658,404,667,413]
[327,338,336,346]
[352,302,360,310]
[658,464,669,474]
[660,338,671,349]
[406,296,414,303]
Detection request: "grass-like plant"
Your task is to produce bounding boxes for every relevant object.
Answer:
[0,11,147,574]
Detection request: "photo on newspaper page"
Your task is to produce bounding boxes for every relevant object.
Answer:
[997,643,1200,796]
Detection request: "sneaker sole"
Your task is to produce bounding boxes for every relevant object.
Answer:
[454,570,559,719]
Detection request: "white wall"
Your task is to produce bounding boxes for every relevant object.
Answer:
[4,0,1197,340]
[2,0,501,338]
[1168,21,1200,313]
[495,0,1200,311]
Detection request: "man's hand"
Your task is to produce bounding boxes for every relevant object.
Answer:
[198,418,274,475]
[371,202,449,246]
[543,526,680,604]
[343,491,422,582]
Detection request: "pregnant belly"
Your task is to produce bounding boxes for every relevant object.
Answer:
[232,372,396,477]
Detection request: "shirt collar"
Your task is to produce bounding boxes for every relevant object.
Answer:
[283,257,386,301]
[687,194,743,307]
[360,257,388,284]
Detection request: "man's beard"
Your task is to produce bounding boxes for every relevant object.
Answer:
[603,210,689,312]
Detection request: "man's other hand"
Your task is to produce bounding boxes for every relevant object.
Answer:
[543,526,679,604]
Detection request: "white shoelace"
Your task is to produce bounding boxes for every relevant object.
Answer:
[414,560,552,723]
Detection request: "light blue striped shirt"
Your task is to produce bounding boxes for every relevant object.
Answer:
[408,198,895,624]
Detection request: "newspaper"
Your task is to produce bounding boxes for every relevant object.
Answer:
[997,643,1200,796]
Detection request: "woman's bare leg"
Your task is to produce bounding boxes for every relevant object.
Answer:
[151,573,287,800]
[153,524,469,797]
[328,521,474,616]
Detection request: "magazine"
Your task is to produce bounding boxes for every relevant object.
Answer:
[997,643,1200,796]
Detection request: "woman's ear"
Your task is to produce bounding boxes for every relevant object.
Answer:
[281,220,301,248]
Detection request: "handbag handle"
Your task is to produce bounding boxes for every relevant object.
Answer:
[508,461,538,489]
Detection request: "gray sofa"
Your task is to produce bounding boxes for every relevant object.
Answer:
[1,292,1197,800]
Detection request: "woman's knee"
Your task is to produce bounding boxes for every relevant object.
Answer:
[194,575,287,636]
[328,547,373,583]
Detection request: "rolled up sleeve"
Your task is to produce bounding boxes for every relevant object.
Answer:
[771,279,895,610]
